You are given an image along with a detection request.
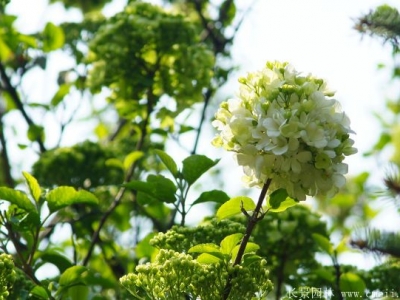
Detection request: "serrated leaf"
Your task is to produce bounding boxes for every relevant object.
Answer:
[123,151,144,170]
[46,187,99,214]
[192,190,230,206]
[220,233,243,255]
[43,22,65,52]
[154,149,178,177]
[22,172,41,202]
[196,253,222,264]
[339,272,366,300]
[216,196,255,220]
[0,187,36,213]
[182,155,219,185]
[312,233,334,255]
[51,83,71,107]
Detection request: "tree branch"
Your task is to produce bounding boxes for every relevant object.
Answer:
[0,62,46,153]
[0,110,14,187]
[82,90,155,266]
[222,178,272,300]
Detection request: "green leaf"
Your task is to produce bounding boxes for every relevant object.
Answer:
[242,254,262,267]
[314,267,335,283]
[143,202,171,220]
[373,132,391,151]
[42,22,65,52]
[22,172,41,202]
[124,181,153,195]
[192,190,230,206]
[339,272,366,300]
[136,191,158,205]
[105,158,124,170]
[231,242,260,261]
[196,253,222,264]
[189,243,221,253]
[136,233,158,260]
[268,188,288,209]
[68,285,89,300]
[123,151,144,170]
[148,175,177,203]
[58,266,88,296]
[188,243,225,260]
[0,187,36,213]
[36,251,72,273]
[312,233,334,255]
[182,155,219,185]
[27,124,45,142]
[0,38,12,61]
[50,83,71,107]
[179,125,194,134]
[335,238,349,254]
[154,149,178,177]
[220,0,237,26]
[28,103,50,110]
[267,197,298,213]
[46,187,99,214]
[125,175,177,203]
[216,196,255,220]
[29,286,50,299]
[18,34,38,48]
[220,233,243,255]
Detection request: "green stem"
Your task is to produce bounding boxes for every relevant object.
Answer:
[332,252,343,300]
[222,178,272,300]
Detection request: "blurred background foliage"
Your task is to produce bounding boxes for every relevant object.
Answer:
[0,0,400,299]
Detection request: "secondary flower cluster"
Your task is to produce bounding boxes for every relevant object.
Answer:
[120,249,272,300]
[0,253,16,300]
[150,218,245,252]
[212,61,357,200]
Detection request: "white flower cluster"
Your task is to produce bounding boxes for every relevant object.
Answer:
[212,61,357,200]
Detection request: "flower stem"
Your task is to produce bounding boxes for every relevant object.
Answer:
[222,178,272,300]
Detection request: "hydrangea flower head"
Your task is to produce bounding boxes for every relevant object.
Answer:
[212,61,357,200]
